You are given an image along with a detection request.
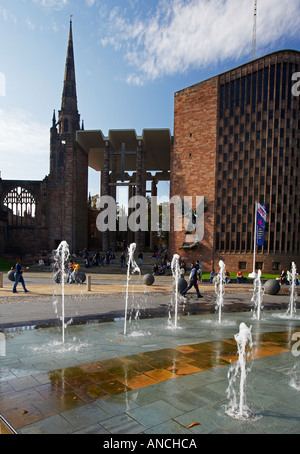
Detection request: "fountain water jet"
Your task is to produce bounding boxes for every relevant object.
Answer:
[170,254,181,329]
[251,269,264,320]
[289,363,300,391]
[215,260,226,324]
[287,262,298,318]
[226,322,256,420]
[53,241,70,343]
[124,243,140,336]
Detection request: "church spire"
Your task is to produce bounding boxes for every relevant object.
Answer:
[59,17,80,134]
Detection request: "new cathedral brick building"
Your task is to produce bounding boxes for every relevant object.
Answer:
[170,50,300,274]
[0,20,299,274]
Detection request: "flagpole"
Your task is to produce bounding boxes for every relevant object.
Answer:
[249,202,257,278]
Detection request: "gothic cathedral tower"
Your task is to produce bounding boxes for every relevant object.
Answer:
[47,19,88,253]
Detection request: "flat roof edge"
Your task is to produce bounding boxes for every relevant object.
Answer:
[175,49,300,96]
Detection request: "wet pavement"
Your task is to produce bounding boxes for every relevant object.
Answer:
[0,272,300,435]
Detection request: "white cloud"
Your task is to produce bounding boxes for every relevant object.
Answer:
[25,17,36,30]
[0,7,8,21]
[52,21,59,32]
[0,7,18,25]
[100,0,300,85]
[32,0,68,11]
[0,108,49,181]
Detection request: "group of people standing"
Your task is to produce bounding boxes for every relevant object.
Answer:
[82,249,115,268]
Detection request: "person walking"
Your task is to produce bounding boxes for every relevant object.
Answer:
[181,264,203,298]
[120,251,126,269]
[12,257,29,293]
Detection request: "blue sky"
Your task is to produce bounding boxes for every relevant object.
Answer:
[0,0,299,198]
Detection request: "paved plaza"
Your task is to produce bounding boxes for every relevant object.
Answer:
[0,271,300,436]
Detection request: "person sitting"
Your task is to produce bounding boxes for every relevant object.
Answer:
[236,270,244,283]
[225,270,230,284]
[70,261,80,283]
[279,270,288,285]
[153,263,159,275]
[67,260,74,283]
[210,269,216,283]
[159,262,166,275]
[180,261,186,277]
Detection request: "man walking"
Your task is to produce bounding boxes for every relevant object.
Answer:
[181,264,203,298]
[12,258,29,293]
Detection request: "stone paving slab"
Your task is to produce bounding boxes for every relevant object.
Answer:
[0,272,299,436]
[0,311,300,435]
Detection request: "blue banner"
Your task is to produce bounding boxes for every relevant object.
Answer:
[256,203,267,246]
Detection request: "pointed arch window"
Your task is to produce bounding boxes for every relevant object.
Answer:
[3,187,36,226]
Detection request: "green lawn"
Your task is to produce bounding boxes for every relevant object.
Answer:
[258,273,279,280]
[199,272,278,280]
[0,257,14,272]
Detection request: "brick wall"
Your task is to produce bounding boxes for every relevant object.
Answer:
[213,252,299,277]
[170,78,219,271]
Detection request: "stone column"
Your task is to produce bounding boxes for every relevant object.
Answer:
[150,179,158,250]
[127,184,134,246]
[135,140,146,251]
[102,140,110,252]
[109,154,117,252]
